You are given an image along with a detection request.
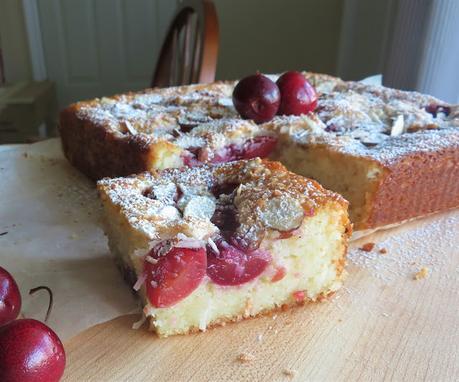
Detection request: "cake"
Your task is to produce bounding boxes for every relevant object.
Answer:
[60,72,459,230]
[97,159,351,337]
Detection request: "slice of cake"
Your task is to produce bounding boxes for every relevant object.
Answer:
[97,159,351,337]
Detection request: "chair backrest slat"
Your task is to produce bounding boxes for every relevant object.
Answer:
[151,0,219,88]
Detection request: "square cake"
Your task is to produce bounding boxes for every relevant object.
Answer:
[61,72,459,230]
[97,159,351,337]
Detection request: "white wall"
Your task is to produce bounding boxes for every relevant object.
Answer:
[383,0,459,103]
[337,0,393,81]
[0,0,33,83]
[214,0,343,80]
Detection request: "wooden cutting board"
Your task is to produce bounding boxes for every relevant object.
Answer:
[63,211,459,382]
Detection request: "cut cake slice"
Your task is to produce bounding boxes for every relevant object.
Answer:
[97,159,351,337]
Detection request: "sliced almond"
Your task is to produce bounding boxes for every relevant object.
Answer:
[390,115,405,136]
[183,196,216,220]
[124,120,138,135]
[260,196,304,231]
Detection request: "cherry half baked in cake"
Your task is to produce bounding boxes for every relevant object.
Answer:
[98,159,351,337]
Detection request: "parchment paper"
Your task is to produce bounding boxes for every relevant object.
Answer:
[0,139,138,340]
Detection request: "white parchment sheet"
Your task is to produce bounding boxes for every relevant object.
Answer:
[0,139,138,340]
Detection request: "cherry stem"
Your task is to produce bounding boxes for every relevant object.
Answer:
[29,286,54,323]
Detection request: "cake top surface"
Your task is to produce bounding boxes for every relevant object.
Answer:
[71,72,459,165]
[97,158,346,247]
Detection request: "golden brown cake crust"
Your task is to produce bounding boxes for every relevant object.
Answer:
[366,145,459,228]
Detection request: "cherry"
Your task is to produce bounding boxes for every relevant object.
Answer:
[211,182,239,197]
[0,319,66,382]
[232,73,280,123]
[0,266,21,327]
[425,104,451,117]
[211,136,278,163]
[182,147,203,167]
[276,71,318,115]
[241,135,277,159]
[145,247,207,308]
[211,203,239,236]
[206,240,271,286]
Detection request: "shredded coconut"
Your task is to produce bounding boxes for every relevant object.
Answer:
[133,273,147,291]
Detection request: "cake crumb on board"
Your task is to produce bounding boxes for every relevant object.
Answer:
[360,242,375,252]
[379,248,387,254]
[282,368,297,378]
[414,267,429,280]
[236,352,255,363]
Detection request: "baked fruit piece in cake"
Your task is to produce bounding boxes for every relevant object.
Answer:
[269,80,459,230]
[60,82,278,180]
[97,159,351,337]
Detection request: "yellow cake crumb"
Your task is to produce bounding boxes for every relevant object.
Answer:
[414,267,429,280]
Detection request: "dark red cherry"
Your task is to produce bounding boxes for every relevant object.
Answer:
[425,104,451,117]
[232,73,280,123]
[276,71,318,115]
[0,319,66,382]
[0,266,21,327]
[206,240,271,286]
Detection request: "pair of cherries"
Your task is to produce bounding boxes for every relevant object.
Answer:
[0,266,66,382]
[232,71,318,123]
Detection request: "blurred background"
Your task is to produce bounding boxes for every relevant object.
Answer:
[0,0,458,143]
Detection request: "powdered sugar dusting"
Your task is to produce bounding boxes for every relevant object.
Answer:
[97,159,343,246]
[348,211,459,283]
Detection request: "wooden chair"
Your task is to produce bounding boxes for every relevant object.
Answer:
[151,0,219,88]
